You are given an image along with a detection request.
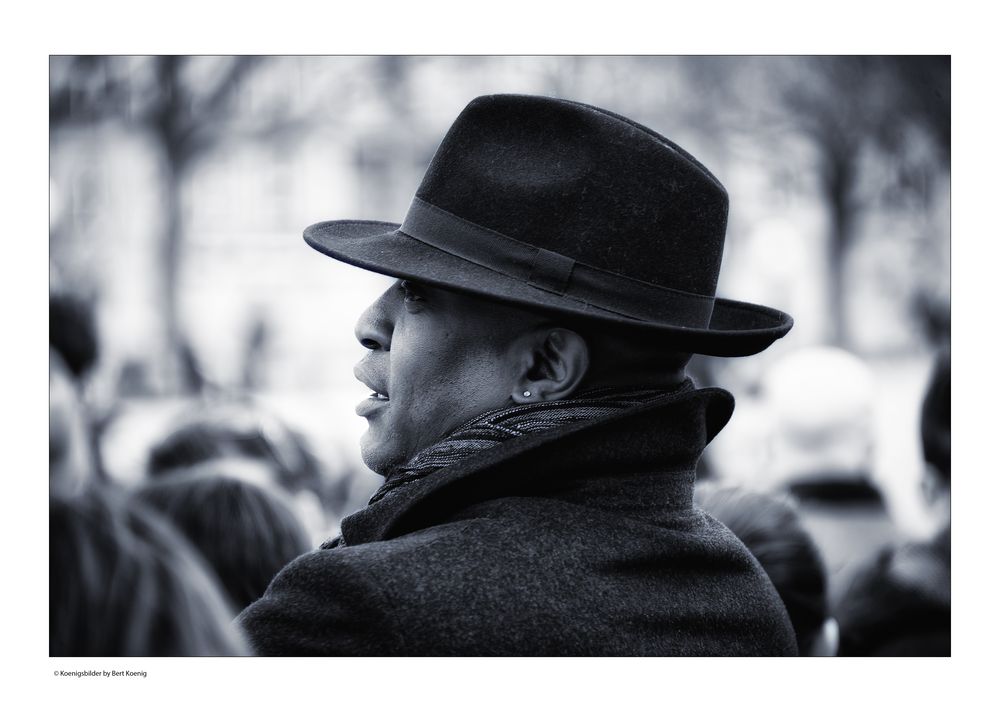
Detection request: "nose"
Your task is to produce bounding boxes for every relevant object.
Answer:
[354,285,396,351]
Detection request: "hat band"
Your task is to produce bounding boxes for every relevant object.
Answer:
[399,197,716,328]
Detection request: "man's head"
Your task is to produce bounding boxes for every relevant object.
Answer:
[309,95,794,473]
[146,403,331,538]
[133,472,312,610]
[762,347,876,491]
[50,487,249,655]
[353,279,691,475]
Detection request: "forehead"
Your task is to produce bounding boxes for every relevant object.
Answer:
[422,281,489,309]
[410,280,538,323]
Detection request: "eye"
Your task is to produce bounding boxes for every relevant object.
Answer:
[398,280,426,304]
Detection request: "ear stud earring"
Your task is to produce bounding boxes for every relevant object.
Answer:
[523,391,531,397]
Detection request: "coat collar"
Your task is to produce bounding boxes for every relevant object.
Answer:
[337,386,735,546]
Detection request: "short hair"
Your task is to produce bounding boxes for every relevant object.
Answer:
[921,349,950,482]
[133,473,311,610]
[696,484,829,653]
[567,318,693,379]
[146,403,325,499]
[50,488,249,656]
[50,293,99,380]
[835,536,951,656]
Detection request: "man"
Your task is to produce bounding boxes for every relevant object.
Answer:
[835,350,951,655]
[238,94,797,655]
[761,347,900,604]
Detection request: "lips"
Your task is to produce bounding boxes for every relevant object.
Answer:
[354,362,390,417]
[353,363,389,398]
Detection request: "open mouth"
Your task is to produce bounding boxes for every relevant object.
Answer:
[354,363,389,405]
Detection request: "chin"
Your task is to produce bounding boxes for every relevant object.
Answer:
[359,430,402,477]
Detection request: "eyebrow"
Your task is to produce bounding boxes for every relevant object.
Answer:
[398,280,430,300]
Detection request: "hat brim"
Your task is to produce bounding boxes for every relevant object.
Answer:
[304,220,793,357]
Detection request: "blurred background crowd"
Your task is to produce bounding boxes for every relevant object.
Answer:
[49,55,950,656]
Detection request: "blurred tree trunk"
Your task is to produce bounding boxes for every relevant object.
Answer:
[823,148,856,347]
[151,56,188,392]
[53,56,396,392]
[158,153,186,390]
[146,56,260,393]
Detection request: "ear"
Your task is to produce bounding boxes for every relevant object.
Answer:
[511,328,590,403]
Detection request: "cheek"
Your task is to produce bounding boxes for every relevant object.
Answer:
[391,331,514,436]
[456,352,517,401]
[383,339,453,442]
[436,340,517,423]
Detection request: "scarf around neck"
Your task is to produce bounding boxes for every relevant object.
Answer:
[369,380,693,505]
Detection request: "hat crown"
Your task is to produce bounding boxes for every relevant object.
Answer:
[414,94,729,298]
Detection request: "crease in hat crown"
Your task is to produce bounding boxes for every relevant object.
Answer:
[303,93,793,357]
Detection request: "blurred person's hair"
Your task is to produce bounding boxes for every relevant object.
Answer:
[921,348,950,483]
[50,349,94,494]
[50,487,249,656]
[146,403,324,498]
[50,292,99,381]
[696,484,835,655]
[133,472,311,610]
[835,530,951,656]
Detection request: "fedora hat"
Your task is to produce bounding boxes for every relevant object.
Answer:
[305,94,792,356]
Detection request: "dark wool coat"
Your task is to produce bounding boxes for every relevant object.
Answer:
[237,387,797,656]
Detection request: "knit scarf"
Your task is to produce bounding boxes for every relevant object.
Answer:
[369,380,693,504]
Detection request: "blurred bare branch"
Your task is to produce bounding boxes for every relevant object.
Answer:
[52,56,273,393]
[706,56,950,347]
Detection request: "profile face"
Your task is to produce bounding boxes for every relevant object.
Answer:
[352,280,535,476]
